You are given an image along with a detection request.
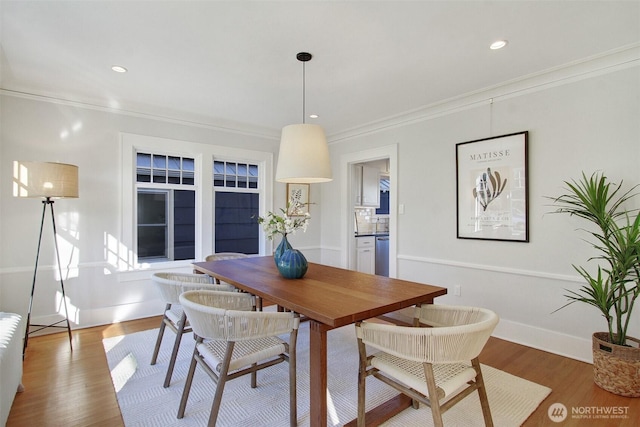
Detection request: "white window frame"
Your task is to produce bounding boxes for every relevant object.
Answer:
[121,133,274,272]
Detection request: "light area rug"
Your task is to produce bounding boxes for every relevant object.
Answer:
[103,322,551,427]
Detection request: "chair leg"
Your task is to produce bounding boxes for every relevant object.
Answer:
[357,367,367,427]
[150,305,171,365]
[163,312,187,388]
[356,328,367,427]
[177,339,202,419]
[289,326,298,427]
[208,343,235,427]
[251,363,257,388]
[423,363,444,427]
[472,358,494,427]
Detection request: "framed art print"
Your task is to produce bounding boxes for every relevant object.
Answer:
[456,131,528,242]
[286,183,310,216]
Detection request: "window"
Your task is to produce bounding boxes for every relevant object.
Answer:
[213,161,259,254]
[376,176,390,215]
[214,161,258,189]
[136,152,196,261]
[123,133,272,270]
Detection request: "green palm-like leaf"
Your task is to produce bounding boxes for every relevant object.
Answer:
[549,172,640,345]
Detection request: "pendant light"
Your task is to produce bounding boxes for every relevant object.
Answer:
[275,52,332,183]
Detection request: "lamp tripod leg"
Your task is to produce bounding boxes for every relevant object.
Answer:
[23,200,48,358]
[49,201,73,351]
[23,198,73,357]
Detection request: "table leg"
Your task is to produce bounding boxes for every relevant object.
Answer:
[309,320,330,427]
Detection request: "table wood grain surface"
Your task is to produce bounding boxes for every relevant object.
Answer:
[193,256,447,326]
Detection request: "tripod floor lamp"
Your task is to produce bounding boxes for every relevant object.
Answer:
[14,161,79,356]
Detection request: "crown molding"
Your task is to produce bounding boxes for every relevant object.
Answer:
[329,43,640,144]
[0,88,281,141]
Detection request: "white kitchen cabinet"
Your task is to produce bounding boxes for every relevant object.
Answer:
[354,165,380,208]
[356,236,375,274]
[353,165,363,206]
[361,166,380,207]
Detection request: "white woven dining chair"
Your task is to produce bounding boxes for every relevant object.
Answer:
[200,252,265,309]
[198,252,248,283]
[355,304,499,427]
[204,252,249,262]
[177,290,300,427]
[150,272,240,388]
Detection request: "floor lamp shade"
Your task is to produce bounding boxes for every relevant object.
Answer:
[275,124,332,183]
[13,161,79,199]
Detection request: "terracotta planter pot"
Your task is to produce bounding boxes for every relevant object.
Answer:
[592,332,640,397]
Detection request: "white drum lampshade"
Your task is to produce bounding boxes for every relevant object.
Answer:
[275,124,332,183]
[13,161,79,199]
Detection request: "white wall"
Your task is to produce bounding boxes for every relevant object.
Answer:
[321,50,640,362]
[0,95,287,328]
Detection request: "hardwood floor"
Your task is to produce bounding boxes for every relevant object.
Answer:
[478,338,638,426]
[7,316,638,426]
[8,317,159,427]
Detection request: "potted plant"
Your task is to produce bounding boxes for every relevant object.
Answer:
[550,172,640,396]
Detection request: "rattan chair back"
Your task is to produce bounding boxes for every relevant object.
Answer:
[355,304,499,427]
[177,290,299,426]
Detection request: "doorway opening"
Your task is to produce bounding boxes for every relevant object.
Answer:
[340,145,398,276]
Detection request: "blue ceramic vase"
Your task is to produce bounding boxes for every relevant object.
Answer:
[277,248,308,279]
[274,234,292,266]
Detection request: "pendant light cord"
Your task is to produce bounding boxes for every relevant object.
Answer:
[296,52,312,124]
[302,60,306,124]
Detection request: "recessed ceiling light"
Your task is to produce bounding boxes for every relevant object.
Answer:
[490,40,508,50]
[309,114,319,119]
[111,65,128,73]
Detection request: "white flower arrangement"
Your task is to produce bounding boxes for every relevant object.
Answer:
[257,199,310,240]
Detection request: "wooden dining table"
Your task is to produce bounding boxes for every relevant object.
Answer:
[192,256,447,427]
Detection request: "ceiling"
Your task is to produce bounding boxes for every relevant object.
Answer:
[1,1,639,139]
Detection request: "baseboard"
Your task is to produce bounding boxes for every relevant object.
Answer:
[26,300,163,335]
[493,318,592,363]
